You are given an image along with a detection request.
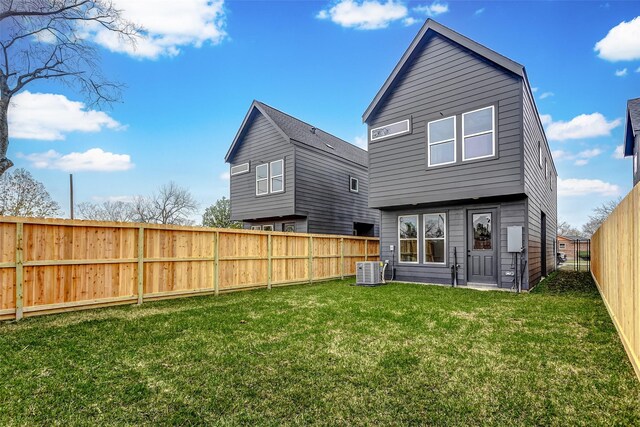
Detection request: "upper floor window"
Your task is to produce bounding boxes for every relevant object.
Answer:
[262,224,274,231]
[371,119,411,142]
[634,150,638,175]
[398,215,418,263]
[231,162,250,176]
[270,160,284,193]
[256,164,269,195]
[350,176,359,193]
[545,158,548,180]
[427,116,456,167]
[538,141,542,167]
[424,213,446,264]
[462,106,495,161]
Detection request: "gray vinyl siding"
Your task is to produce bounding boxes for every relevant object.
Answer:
[367,33,524,208]
[522,83,557,286]
[229,111,295,221]
[294,143,379,236]
[380,199,526,289]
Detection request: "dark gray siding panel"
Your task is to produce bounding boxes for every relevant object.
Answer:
[295,143,380,236]
[380,198,527,289]
[522,83,557,286]
[367,33,524,208]
[229,111,295,221]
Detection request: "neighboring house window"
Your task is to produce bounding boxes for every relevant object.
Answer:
[462,106,495,161]
[251,226,262,231]
[559,243,566,249]
[371,119,411,142]
[256,164,269,195]
[538,141,542,167]
[262,225,274,231]
[231,163,249,176]
[424,213,446,264]
[398,215,419,263]
[427,116,456,166]
[350,177,359,193]
[283,223,295,232]
[270,159,284,193]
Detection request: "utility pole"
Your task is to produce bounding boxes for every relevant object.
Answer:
[69,174,74,220]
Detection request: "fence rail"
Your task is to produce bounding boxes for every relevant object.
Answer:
[0,217,379,320]
[591,184,640,380]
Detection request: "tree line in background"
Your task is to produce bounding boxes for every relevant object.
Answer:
[0,168,241,228]
[557,198,622,239]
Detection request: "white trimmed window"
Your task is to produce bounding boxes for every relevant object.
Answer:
[350,177,359,193]
[424,213,446,264]
[559,243,566,249]
[270,160,284,193]
[462,106,495,161]
[371,119,411,142]
[427,116,456,166]
[634,150,638,175]
[231,163,249,176]
[545,158,548,180]
[262,225,274,231]
[538,141,542,167]
[256,164,269,195]
[398,215,419,263]
[251,225,262,231]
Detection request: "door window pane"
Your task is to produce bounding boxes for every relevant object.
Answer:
[472,213,492,250]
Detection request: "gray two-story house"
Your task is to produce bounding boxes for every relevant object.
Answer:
[623,97,639,187]
[225,100,379,235]
[363,20,557,290]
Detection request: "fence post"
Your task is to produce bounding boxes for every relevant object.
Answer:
[340,237,344,280]
[214,230,220,296]
[308,236,313,284]
[365,239,368,262]
[137,227,144,305]
[267,234,272,290]
[15,222,24,321]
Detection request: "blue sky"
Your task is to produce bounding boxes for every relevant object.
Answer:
[7,1,640,227]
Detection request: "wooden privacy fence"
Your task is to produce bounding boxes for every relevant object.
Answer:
[0,217,379,321]
[591,184,640,380]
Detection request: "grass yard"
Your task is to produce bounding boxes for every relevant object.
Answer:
[1,271,639,426]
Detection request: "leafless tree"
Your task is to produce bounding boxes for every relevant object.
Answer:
[557,220,584,238]
[131,182,199,225]
[0,0,140,176]
[76,200,134,222]
[0,167,61,216]
[582,198,622,237]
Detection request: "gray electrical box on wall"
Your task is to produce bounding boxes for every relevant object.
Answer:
[507,226,523,252]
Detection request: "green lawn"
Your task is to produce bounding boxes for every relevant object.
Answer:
[1,271,639,425]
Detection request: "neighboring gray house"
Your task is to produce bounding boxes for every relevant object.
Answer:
[225,100,379,236]
[623,97,639,187]
[362,20,557,290]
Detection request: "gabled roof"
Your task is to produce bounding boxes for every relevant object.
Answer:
[362,19,525,123]
[225,101,368,167]
[624,97,640,157]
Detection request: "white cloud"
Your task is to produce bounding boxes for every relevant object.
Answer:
[353,135,368,150]
[474,7,485,15]
[414,1,449,16]
[9,91,122,141]
[615,68,628,77]
[532,87,539,93]
[539,114,552,126]
[558,178,621,197]
[316,0,408,30]
[594,16,640,61]
[403,17,419,26]
[551,148,602,165]
[636,66,640,73]
[612,145,626,159]
[539,91,554,99]
[220,171,230,180]
[92,195,136,203]
[18,148,134,172]
[88,0,227,59]
[542,113,621,141]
